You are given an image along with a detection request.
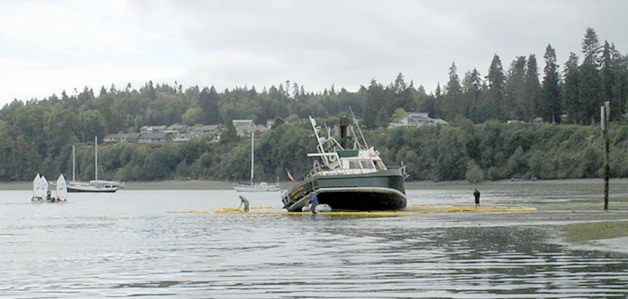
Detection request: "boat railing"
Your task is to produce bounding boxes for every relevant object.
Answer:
[307,152,341,170]
[309,167,379,177]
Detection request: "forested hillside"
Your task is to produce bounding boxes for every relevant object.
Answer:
[0,27,626,182]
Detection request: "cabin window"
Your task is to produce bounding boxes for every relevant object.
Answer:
[360,160,374,169]
[349,161,361,169]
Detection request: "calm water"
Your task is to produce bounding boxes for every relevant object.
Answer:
[0,187,626,298]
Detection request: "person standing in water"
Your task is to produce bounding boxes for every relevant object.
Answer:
[473,189,480,207]
[310,191,319,214]
[239,195,250,212]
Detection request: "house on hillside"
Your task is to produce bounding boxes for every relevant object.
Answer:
[137,132,167,144]
[232,119,270,136]
[388,112,448,129]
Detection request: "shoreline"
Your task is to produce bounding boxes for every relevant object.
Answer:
[2,178,627,191]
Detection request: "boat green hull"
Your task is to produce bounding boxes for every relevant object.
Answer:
[281,169,406,212]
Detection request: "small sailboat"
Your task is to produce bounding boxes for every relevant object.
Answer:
[55,174,68,202]
[233,132,280,192]
[67,137,121,193]
[31,173,47,201]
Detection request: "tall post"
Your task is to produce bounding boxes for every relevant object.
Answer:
[72,146,76,182]
[601,101,610,210]
[95,136,98,181]
[250,131,254,185]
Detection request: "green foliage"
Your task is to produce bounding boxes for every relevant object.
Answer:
[465,160,485,183]
[182,107,203,125]
[391,108,406,122]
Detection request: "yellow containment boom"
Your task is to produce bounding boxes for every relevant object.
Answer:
[168,205,536,218]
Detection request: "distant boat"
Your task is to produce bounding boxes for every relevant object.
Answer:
[281,113,407,212]
[31,173,66,202]
[55,174,68,201]
[67,137,121,193]
[233,132,280,192]
[31,173,49,201]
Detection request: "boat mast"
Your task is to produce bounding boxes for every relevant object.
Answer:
[250,132,254,185]
[72,146,76,182]
[349,107,368,149]
[94,136,98,181]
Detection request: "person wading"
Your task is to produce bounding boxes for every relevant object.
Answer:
[310,192,319,214]
[239,195,250,212]
[473,189,480,208]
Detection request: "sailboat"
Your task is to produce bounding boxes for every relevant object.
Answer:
[31,173,49,201]
[67,137,121,193]
[55,174,68,201]
[233,132,280,192]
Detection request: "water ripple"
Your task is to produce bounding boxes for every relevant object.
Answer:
[0,190,626,298]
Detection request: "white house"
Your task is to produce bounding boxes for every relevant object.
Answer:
[388,112,448,129]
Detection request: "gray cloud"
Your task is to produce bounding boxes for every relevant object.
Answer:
[1,0,627,104]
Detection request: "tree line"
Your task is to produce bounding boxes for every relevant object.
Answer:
[0,27,626,182]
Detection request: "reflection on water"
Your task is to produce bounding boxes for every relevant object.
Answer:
[0,189,626,298]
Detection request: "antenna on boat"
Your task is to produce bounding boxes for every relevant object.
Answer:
[349,107,368,149]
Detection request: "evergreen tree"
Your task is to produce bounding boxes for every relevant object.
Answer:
[199,87,221,125]
[443,62,464,119]
[391,73,415,113]
[540,44,561,123]
[363,79,385,129]
[505,56,527,121]
[612,51,628,119]
[578,27,602,124]
[600,41,627,120]
[563,53,581,123]
[485,54,506,121]
[524,54,541,122]
[462,68,482,123]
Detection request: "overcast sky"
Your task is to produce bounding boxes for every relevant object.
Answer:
[1,0,626,106]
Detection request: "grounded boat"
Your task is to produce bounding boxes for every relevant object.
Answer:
[281,115,407,212]
[233,132,280,192]
[67,137,121,193]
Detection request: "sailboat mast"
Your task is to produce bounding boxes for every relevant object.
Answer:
[72,146,76,182]
[250,132,254,185]
[94,136,98,181]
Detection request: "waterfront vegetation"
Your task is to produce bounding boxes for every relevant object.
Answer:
[0,117,626,183]
[0,27,626,183]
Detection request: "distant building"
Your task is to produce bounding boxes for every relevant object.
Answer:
[232,119,271,136]
[138,132,168,144]
[104,133,128,143]
[105,123,224,144]
[388,112,448,129]
[140,125,167,133]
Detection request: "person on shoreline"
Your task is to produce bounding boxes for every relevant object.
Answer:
[473,188,480,208]
[310,191,319,214]
[239,195,250,212]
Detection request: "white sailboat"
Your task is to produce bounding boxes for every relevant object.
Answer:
[67,137,121,193]
[31,173,48,201]
[55,174,68,201]
[233,133,280,192]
